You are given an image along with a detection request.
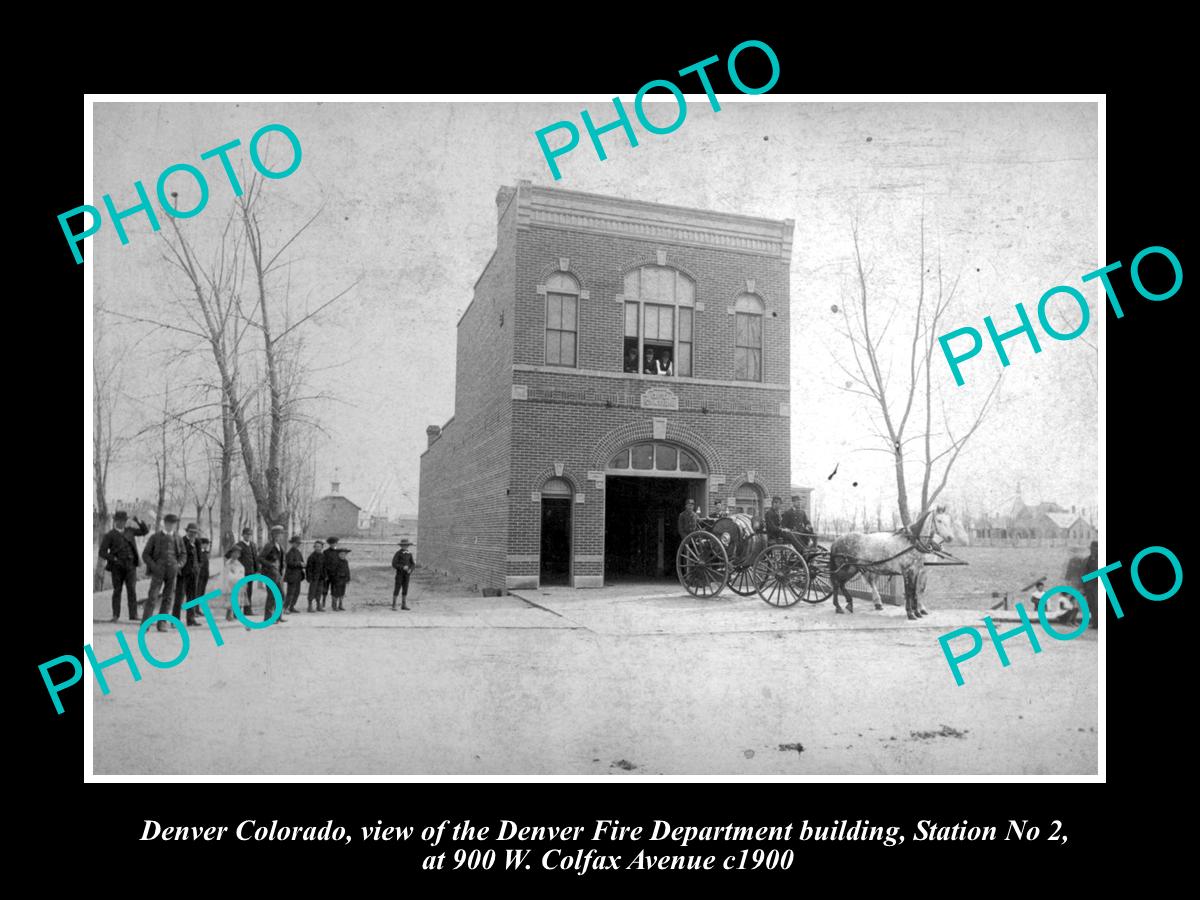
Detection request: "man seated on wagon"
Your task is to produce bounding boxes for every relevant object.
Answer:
[765,495,811,555]
[781,495,815,549]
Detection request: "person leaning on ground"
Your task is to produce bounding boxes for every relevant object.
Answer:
[391,539,415,611]
[235,528,259,615]
[258,524,288,623]
[284,535,306,614]
[322,537,342,608]
[306,539,326,611]
[676,498,700,538]
[98,510,148,623]
[142,514,185,632]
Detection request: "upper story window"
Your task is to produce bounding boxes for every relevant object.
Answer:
[734,292,764,382]
[544,272,579,367]
[622,265,694,377]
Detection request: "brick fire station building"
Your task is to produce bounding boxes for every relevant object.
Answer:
[419,181,795,591]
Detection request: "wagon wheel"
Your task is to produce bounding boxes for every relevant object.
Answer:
[754,545,811,608]
[727,564,759,596]
[676,531,729,598]
[803,547,836,604]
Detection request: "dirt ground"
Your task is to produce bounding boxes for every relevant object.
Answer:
[89,565,1098,776]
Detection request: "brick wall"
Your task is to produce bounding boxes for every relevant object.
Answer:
[420,183,794,591]
[418,190,518,590]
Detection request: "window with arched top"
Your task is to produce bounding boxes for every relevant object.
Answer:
[544,272,579,367]
[622,265,695,377]
[733,484,764,519]
[734,292,764,381]
[606,442,704,476]
[541,477,573,497]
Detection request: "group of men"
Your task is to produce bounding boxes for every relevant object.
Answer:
[676,494,814,551]
[99,511,417,627]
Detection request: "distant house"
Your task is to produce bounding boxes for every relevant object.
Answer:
[973,491,1096,544]
[309,482,362,539]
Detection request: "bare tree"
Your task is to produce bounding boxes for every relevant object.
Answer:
[92,337,128,537]
[836,214,1003,529]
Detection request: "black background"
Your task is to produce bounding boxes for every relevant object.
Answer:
[24,24,1190,877]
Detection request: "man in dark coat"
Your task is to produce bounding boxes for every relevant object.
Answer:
[235,527,259,615]
[676,499,700,538]
[391,539,415,610]
[781,495,814,549]
[306,539,326,611]
[142,514,185,632]
[98,511,149,622]
[196,536,212,597]
[258,524,288,623]
[284,535,306,613]
[329,547,352,611]
[322,537,342,609]
[766,496,809,555]
[171,522,201,626]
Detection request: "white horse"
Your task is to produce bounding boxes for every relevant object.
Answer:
[828,509,965,620]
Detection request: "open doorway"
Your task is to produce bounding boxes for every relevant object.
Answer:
[540,498,572,585]
[604,476,704,583]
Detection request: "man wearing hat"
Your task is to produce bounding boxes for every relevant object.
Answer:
[171,522,202,627]
[781,495,815,550]
[321,537,342,609]
[98,511,149,623]
[235,527,260,615]
[283,535,307,614]
[196,536,212,598]
[306,539,326,612]
[329,545,352,611]
[142,514,185,631]
[391,539,415,610]
[258,524,288,623]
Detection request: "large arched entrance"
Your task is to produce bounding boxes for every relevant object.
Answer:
[603,441,707,583]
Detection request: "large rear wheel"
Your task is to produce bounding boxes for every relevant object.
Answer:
[727,565,759,596]
[803,547,835,604]
[676,531,730,598]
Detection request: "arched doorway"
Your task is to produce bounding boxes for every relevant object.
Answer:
[603,441,707,582]
[540,477,573,585]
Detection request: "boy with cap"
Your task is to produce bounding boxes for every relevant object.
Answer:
[98,510,149,623]
[142,513,185,631]
[306,539,326,612]
[235,527,259,615]
[196,536,212,597]
[391,539,415,610]
[259,524,288,623]
[284,535,306,613]
[321,537,342,609]
[329,546,352,611]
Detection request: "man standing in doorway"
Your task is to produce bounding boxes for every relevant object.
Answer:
[235,527,259,615]
[677,498,700,538]
[391,539,415,611]
[142,513,185,632]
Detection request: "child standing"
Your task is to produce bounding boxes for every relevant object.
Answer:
[329,547,352,611]
[221,545,246,623]
[391,539,415,610]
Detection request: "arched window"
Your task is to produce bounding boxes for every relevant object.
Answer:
[544,272,579,367]
[606,442,704,476]
[623,265,695,377]
[734,292,764,381]
[541,477,573,497]
[733,485,764,519]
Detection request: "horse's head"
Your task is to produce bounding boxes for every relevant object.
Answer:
[908,508,965,550]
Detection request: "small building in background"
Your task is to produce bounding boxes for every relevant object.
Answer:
[309,482,362,539]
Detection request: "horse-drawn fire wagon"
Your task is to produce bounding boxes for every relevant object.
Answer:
[675,512,834,607]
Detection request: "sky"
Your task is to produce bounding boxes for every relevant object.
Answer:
[92,100,1098,522]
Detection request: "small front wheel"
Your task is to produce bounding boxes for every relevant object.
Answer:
[754,545,811,607]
